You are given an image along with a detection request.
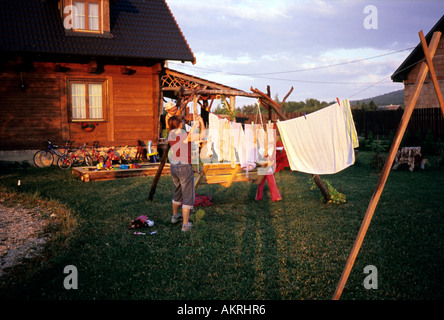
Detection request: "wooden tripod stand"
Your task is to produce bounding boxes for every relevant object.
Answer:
[333,30,444,300]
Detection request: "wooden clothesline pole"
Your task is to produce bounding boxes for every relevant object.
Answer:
[332,30,442,300]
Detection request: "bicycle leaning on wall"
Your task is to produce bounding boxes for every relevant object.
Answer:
[57,142,93,170]
[33,140,73,168]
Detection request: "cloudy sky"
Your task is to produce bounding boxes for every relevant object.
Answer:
[166,0,443,108]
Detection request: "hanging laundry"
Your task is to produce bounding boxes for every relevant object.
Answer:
[222,120,231,163]
[231,122,246,168]
[341,99,359,149]
[243,123,258,171]
[276,100,357,175]
[206,113,220,159]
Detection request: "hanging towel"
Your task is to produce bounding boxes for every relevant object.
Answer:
[276,101,355,175]
[342,99,359,149]
[206,113,220,158]
[243,123,257,171]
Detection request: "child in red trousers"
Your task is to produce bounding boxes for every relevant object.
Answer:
[255,173,282,201]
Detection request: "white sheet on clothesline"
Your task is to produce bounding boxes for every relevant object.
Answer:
[276,99,357,175]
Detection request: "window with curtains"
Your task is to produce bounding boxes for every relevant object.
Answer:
[73,0,101,32]
[69,80,106,121]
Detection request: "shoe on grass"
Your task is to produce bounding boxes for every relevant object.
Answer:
[181,222,192,232]
[171,213,182,224]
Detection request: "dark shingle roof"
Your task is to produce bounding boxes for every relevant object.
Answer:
[391,15,444,82]
[0,0,195,63]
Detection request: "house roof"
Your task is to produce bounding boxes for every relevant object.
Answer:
[0,0,195,64]
[391,15,444,82]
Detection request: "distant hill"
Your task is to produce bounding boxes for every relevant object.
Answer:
[351,89,404,106]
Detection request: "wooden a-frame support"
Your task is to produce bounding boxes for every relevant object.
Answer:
[332,30,444,300]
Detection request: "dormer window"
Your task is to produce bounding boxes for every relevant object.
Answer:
[61,0,111,35]
[73,1,101,32]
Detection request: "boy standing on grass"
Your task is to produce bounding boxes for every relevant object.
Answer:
[167,115,205,232]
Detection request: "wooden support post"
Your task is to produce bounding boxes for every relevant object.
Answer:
[148,143,170,201]
[193,95,198,122]
[230,96,236,117]
[332,30,442,300]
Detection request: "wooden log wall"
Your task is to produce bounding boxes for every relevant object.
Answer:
[0,59,162,150]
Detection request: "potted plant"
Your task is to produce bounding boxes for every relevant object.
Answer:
[81,122,98,132]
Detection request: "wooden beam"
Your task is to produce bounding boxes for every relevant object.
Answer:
[88,59,98,73]
[250,87,287,120]
[281,86,294,107]
[174,88,260,98]
[332,30,442,300]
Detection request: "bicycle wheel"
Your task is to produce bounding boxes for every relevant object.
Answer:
[33,150,54,168]
[84,155,93,166]
[57,156,73,170]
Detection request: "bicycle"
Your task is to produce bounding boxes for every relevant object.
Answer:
[89,141,106,165]
[57,142,93,170]
[33,140,73,168]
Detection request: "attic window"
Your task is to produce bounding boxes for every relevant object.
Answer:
[73,1,101,32]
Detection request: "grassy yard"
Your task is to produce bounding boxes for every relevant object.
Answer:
[0,151,442,300]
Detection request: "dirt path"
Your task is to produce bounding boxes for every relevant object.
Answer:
[0,202,50,278]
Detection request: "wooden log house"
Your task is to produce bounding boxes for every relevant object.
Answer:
[0,0,195,151]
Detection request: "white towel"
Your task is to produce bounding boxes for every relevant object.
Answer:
[206,113,219,158]
[243,124,258,170]
[342,99,359,149]
[276,102,355,175]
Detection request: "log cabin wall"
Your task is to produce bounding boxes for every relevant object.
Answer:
[0,59,162,151]
[403,38,444,109]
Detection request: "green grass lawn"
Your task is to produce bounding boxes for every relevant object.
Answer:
[0,151,442,300]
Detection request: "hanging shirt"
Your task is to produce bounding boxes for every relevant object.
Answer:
[276,101,357,175]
